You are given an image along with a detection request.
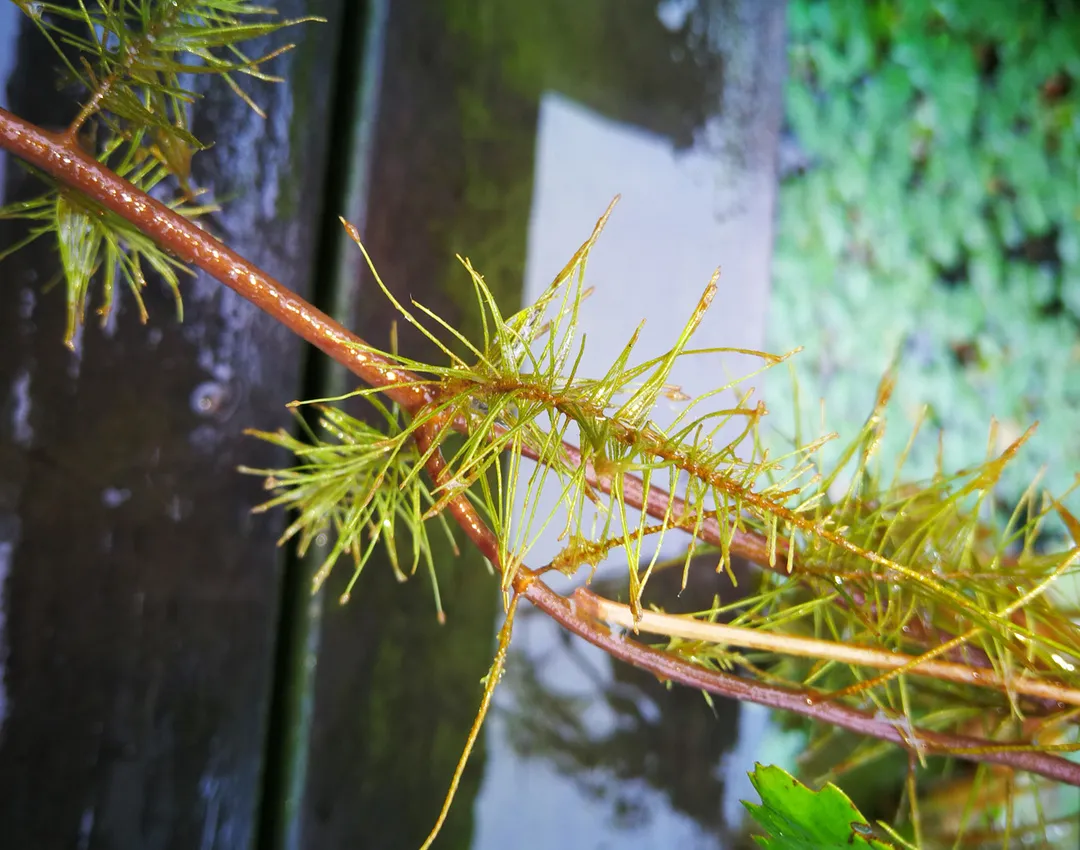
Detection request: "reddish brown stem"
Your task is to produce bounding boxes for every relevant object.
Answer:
[521,579,1080,786]
[417,417,1080,787]
[518,436,782,570]
[0,107,433,413]
[426,431,1080,786]
[3,106,1077,786]
[0,105,781,573]
[414,424,502,569]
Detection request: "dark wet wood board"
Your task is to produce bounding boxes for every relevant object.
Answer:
[0,2,343,847]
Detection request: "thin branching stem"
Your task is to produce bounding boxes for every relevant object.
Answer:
[515,435,784,571]
[61,4,183,144]
[414,404,1080,788]
[0,104,783,573]
[430,440,1080,786]
[0,106,432,411]
[575,589,1080,708]
[418,593,521,850]
[523,580,1080,786]
[3,104,1078,790]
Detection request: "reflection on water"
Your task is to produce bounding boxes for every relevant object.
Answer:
[499,617,739,844]
[480,558,759,850]
[470,3,786,847]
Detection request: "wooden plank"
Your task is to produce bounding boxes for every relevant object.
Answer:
[294,1,515,845]
[0,2,343,847]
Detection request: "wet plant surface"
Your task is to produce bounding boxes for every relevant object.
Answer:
[0,2,786,848]
[3,3,1080,850]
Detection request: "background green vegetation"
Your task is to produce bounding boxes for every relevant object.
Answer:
[771,0,1080,526]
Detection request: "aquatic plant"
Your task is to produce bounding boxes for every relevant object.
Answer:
[1,3,1078,847]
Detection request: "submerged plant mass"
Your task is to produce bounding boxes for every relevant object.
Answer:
[2,2,1079,848]
[246,204,1080,847]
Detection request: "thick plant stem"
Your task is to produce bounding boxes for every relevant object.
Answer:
[3,106,1078,787]
[416,423,1080,787]
[0,105,777,572]
[0,107,435,413]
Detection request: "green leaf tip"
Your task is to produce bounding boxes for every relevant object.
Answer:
[5,0,318,348]
[743,764,898,849]
[241,400,454,623]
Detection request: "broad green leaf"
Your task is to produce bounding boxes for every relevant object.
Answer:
[743,764,898,850]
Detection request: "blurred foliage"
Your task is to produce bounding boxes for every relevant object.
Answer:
[500,558,750,839]
[771,0,1080,529]
[502,620,742,838]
